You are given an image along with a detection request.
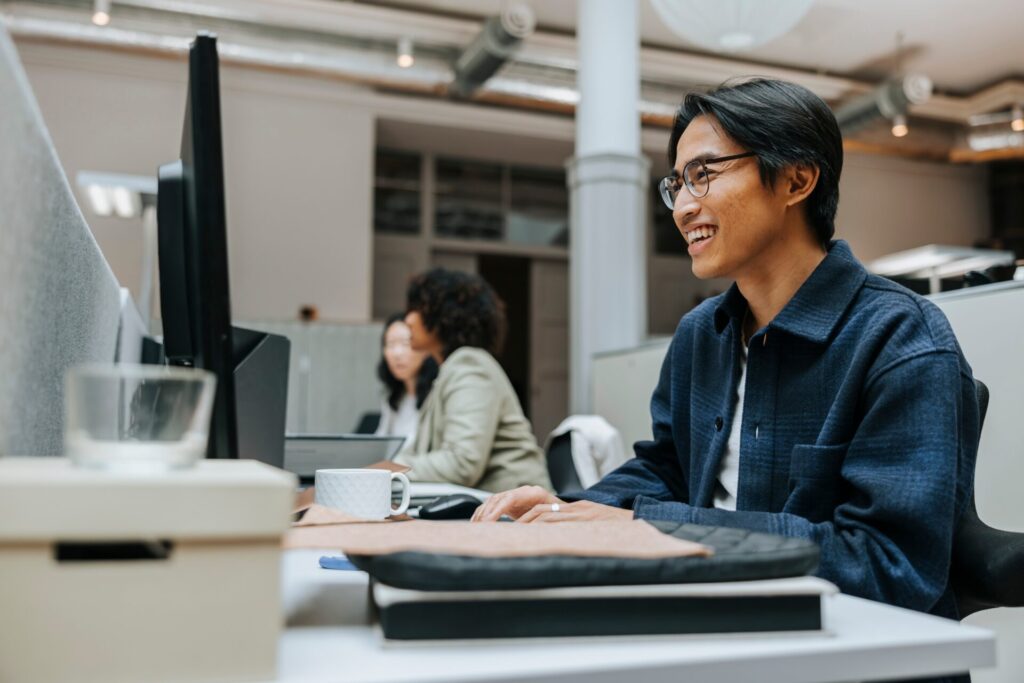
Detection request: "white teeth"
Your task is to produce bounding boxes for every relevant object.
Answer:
[685,226,717,244]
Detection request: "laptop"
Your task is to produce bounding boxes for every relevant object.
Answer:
[284,434,406,483]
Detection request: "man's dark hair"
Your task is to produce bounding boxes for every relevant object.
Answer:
[377,312,439,411]
[668,78,843,248]
[406,268,507,359]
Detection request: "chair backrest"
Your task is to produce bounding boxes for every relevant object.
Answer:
[546,431,583,494]
[951,378,1024,617]
[353,412,381,435]
[544,416,631,491]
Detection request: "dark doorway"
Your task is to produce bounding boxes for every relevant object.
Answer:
[478,255,531,417]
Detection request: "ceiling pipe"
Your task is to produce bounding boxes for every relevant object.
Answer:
[6,1,1023,124]
[5,2,1024,161]
[450,3,535,98]
[834,75,933,135]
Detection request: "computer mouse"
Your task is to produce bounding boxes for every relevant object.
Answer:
[417,493,482,520]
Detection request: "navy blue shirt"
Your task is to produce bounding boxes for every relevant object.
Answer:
[574,240,979,619]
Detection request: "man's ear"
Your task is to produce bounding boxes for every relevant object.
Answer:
[783,163,820,207]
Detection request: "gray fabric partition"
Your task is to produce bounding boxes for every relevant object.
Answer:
[0,21,121,456]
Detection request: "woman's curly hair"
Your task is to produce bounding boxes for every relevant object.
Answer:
[406,268,507,359]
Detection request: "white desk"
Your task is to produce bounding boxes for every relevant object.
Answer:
[278,549,995,683]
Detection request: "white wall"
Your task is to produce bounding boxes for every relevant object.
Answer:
[14,41,375,323]
[837,152,990,262]
[593,339,670,449]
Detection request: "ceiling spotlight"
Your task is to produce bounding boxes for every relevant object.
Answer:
[396,37,414,69]
[891,113,909,138]
[92,0,111,26]
[1012,104,1024,133]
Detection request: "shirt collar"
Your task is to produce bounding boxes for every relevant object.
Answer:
[713,240,867,344]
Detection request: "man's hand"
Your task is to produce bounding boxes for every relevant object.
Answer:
[516,500,633,523]
[471,485,560,521]
[471,486,633,523]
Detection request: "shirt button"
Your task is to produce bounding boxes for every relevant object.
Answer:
[715,416,723,431]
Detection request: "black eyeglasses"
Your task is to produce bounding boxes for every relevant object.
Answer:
[658,152,756,209]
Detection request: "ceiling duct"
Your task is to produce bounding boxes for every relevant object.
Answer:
[450,2,535,98]
[835,74,933,135]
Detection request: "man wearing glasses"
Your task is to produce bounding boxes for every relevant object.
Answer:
[476,78,979,625]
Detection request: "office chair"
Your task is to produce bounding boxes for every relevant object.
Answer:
[951,379,1024,617]
[353,412,381,434]
[546,431,583,494]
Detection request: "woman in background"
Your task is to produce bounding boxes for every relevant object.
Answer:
[393,268,552,493]
[374,313,438,446]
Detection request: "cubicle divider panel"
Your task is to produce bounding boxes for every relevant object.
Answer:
[0,23,121,457]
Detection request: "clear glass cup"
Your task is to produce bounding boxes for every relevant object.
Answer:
[65,364,216,472]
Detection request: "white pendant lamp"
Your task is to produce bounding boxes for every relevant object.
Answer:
[649,0,815,52]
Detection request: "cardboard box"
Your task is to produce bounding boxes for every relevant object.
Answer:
[0,457,296,683]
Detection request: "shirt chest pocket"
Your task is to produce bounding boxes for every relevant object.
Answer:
[784,442,849,522]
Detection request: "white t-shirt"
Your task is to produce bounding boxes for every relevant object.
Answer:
[713,348,747,511]
[375,393,419,447]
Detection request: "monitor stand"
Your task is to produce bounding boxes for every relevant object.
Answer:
[233,326,289,469]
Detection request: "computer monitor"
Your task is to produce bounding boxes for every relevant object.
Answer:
[157,32,290,467]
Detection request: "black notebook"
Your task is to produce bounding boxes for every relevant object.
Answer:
[348,521,829,640]
[372,576,836,640]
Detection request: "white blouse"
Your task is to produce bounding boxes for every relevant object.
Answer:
[374,393,419,447]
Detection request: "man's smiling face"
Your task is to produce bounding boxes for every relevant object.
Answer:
[671,115,791,281]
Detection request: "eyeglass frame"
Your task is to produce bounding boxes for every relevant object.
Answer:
[658,151,757,209]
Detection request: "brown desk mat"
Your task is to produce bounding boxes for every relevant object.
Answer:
[295,503,407,525]
[284,517,712,559]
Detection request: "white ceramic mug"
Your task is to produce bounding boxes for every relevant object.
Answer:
[314,469,411,520]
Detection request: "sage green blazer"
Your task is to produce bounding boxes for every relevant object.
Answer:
[394,347,553,493]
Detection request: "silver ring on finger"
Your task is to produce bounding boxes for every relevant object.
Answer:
[550,503,560,513]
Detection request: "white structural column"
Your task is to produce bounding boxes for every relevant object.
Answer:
[566,0,649,413]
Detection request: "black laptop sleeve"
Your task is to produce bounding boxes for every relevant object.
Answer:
[346,521,820,592]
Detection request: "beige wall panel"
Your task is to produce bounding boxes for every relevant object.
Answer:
[837,152,990,262]
[15,41,374,323]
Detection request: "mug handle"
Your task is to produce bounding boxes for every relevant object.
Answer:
[390,472,411,516]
